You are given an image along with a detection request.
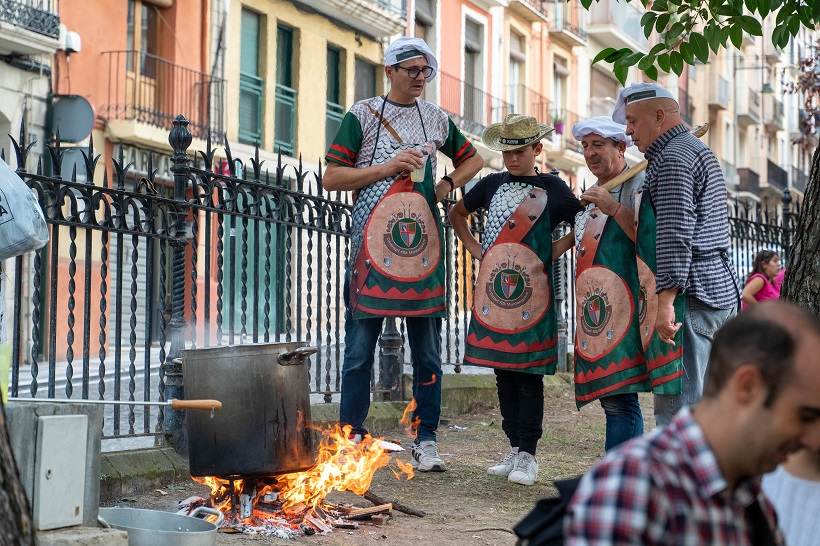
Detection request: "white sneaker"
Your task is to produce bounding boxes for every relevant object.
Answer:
[487,447,519,476]
[410,440,447,472]
[508,451,538,486]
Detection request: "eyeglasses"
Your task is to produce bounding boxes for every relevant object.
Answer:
[394,65,434,79]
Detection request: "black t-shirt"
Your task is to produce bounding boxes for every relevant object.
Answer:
[462,171,583,231]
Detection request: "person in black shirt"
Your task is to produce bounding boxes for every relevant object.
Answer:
[449,114,582,486]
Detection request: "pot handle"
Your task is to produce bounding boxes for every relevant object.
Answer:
[190,506,225,526]
[97,515,111,529]
[279,346,319,366]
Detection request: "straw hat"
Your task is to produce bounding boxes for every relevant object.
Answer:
[482,114,554,152]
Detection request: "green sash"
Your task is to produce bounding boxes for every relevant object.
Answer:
[573,205,649,408]
[634,189,683,394]
[464,185,557,374]
[349,163,446,319]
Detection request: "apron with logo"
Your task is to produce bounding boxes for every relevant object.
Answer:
[634,188,683,394]
[464,182,557,374]
[349,99,445,319]
[573,201,649,408]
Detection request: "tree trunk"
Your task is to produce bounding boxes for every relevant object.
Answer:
[0,401,34,546]
[782,144,820,312]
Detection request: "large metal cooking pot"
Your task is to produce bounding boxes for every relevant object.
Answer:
[183,342,317,477]
[98,506,223,546]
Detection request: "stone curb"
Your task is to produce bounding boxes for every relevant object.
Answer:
[100,372,572,502]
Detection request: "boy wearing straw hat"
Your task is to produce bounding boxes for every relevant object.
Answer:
[449,114,582,486]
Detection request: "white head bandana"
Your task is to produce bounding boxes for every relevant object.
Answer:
[572,116,633,147]
[612,82,678,124]
[384,37,438,82]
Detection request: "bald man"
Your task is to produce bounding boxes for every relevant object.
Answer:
[614,83,740,427]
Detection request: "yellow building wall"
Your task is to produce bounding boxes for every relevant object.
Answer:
[225,0,384,160]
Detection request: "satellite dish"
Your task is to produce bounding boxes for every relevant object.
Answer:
[52,94,95,143]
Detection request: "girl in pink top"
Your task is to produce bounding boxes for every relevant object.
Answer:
[741,250,781,309]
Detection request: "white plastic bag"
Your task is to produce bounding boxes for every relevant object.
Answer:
[0,156,49,260]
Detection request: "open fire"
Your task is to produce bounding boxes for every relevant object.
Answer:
[183,419,416,537]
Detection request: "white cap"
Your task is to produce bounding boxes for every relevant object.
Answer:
[571,116,633,146]
[612,83,678,124]
[383,37,438,82]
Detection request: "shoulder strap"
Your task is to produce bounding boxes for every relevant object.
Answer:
[745,498,777,546]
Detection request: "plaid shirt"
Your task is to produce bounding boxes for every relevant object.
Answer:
[565,408,785,545]
[644,124,739,308]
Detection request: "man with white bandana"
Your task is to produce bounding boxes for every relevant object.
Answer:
[324,36,483,472]
[568,116,649,452]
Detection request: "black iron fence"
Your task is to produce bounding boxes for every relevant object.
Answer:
[4,115,801,443]
[0,0,59,38]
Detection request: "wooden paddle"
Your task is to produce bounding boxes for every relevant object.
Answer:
[579,122,710,206]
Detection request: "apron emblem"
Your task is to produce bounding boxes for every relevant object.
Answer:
[580,290,612,336]
[384,212,429,257]
[485,259,533,309]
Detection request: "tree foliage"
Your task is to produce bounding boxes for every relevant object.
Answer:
[583,0,817,85]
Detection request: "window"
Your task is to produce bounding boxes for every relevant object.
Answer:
[415,0,436,101]
[553,56,569,121]
[508,31,525,114]
[590,67,619,117]
[354,58,377,103]
[126,0,159,77]
[238,8,263,145]
[274,25,297,155]
[464,19,484,124]
[326,46,344,152]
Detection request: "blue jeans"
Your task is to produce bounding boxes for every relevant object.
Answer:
[339,277,443,441]
[599,393,644,451]
[654,295,736,426]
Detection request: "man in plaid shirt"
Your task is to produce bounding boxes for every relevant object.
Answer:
[614,83,740,426]
[565,301,820,544]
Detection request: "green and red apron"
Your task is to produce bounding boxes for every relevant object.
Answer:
[349,165,445,319]
[573,203,649,408]
[464,185,557,374]
[634,189,683,393]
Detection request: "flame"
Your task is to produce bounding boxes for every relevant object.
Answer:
[420,373,437,387]
[276,424,393,509]
[193,424,414,523]
[400,398,421,438]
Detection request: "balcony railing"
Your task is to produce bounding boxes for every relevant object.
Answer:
[677,87,692,126]
[767,159,787,191]
[274,84,297,156]
[508,84,552,130]
[708,76,730,110]
[0,0,59,38]
[440,71,511,137]
[549,2,588,46]
[764,95,784,131]
[737,168,759,194]
[737,88,761,126]
[101,51,225,142]
[589,96,617,118]
[721,160,737,187]
[552,108,584,154]
[588,0,647,51]
[791,167,809,193]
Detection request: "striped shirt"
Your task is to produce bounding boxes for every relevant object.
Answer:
[644,124,739,308]
[565,408,785,545]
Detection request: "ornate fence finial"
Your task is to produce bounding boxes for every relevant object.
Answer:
[169,114,193,157]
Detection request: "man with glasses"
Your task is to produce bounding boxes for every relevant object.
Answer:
[324,37,484,472]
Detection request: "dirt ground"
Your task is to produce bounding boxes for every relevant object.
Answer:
[109,381,656,546]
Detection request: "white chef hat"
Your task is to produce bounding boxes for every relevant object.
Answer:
[384,37,438,82]
[572,116,633,146]
[612,82,678,124]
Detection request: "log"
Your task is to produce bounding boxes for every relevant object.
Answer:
[579,123,710,206]
[343,503,392,520]
[363,489,426,517]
